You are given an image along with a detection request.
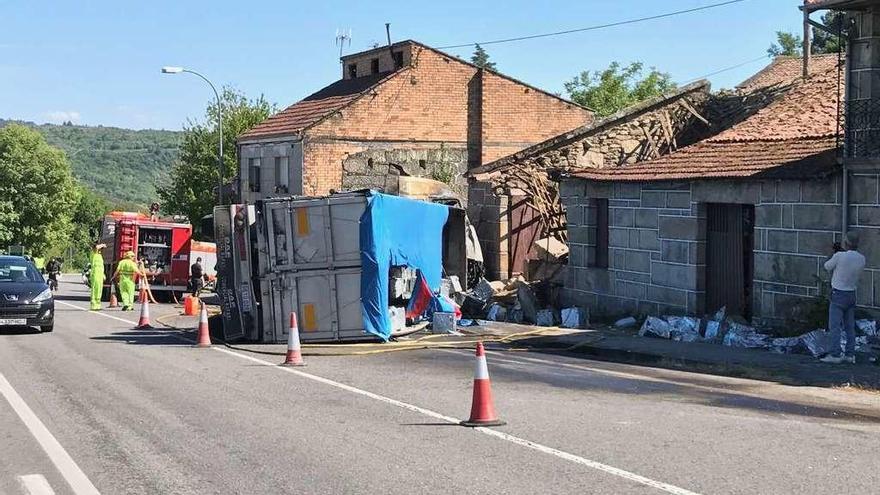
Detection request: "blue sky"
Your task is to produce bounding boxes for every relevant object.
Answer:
[1,0,806,130]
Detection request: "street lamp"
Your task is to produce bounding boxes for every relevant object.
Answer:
[161,66,224,205]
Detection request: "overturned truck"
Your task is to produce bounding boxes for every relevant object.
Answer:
[214,190,479,343]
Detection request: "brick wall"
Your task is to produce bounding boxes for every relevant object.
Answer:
[341,43,413,79]
[561,174,880,327]
[480,72,591,163]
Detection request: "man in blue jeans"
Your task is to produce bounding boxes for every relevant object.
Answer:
[821,231,866,364]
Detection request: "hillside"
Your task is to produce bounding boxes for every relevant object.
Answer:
[0,119,181,207]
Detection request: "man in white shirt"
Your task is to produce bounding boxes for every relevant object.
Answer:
[821,231,866,364]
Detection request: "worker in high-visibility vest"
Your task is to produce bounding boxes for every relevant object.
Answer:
[89,244,106,311]
[113,251,141,311]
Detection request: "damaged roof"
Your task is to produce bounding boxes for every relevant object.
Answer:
[567,66,842,182]
[736,54,840,92]
[468,80,712,179]
[238,71,396,141]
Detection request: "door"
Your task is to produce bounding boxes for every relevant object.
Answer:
[705,203,754,319]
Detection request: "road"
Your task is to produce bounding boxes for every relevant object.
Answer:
[2,276,880,494]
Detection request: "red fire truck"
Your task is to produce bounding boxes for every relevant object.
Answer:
[98,212,216,300]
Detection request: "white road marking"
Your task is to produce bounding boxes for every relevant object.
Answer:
[17,474,56,495]
[62,300,702,495]
[0,374,99,495]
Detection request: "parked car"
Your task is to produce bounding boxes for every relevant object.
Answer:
[0,255,54,332]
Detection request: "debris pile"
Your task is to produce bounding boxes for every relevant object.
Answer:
[635,307,880,360]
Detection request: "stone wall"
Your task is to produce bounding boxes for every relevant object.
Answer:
[340,145,468,198]
[468,181,509,280]
[561,173,880,328]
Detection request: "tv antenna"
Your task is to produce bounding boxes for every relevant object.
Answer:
[335,28,352,59]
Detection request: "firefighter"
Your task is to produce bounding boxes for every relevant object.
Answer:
[113,251,140,311]
[89,244,106,311]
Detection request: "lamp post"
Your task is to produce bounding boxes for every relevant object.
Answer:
[161,66,224,205]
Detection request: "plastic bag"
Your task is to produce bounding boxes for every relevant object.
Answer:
[723,322,770,349]
[856,319,877,337]
[639,316,672,339]
[666,316,701,342]
[770,337,803,354]
[800,329,832,357]
[704,321,721,341]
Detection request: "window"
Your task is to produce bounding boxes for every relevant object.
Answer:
[275,156,289,193]
[347,63,357,78]
[591,198,609,268]
[392,51,404,69]
[248,157,261,193]
[371,58,380,74]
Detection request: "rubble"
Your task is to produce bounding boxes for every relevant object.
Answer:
[639,317,672,339]
[388,306,406,333]
[615,317,637,329]
[532,237,569,262]
[561,307,586,329]
[432,312,456,334]
[857,319,877,337]
[800,330,832,358]
[486,304,507,322]
[536,309,555,327]
[515,281,539,324]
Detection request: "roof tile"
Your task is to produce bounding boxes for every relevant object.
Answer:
[736,54,840,92]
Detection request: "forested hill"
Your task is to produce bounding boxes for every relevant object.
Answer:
[0,119,181,207]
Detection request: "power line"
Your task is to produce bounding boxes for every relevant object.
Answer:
[436,0,750,49]
[683,55,768,84]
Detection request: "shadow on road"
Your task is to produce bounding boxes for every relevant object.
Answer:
[53,294,91,302]
[90,330,194,347]
[0,326,42,335]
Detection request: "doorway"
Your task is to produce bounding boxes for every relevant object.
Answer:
[705,203,754,319]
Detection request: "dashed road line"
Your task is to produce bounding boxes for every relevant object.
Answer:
[17,474,56,495]
[62,300,702,495]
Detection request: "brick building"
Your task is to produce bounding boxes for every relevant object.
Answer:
[555,65,880,328]
[236,40,592,203]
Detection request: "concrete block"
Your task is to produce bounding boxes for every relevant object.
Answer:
[801,179,837,203]
[651,251,661,261]
[611,208,634,228]
[782,204,793,228]
[666,191,691,209]
[575,267,613,293]
[760,181,777,203]
[615,271,651,284]
[661,240,689,263]
[610,249,626,270]
[687,291,703,315]
[616,280,647,300]
[857,206,880,226]
[635,229,660,251]
[688,242,706,265]
[637,301,660,318]
[641,191,665,208]
[584,205,598,226]
[651,262,698,290]
[776,181,801,202]
[569,244,586,267]
[766,230,797,252]
[873,270,880,306]
[857,227,880,269]
[565,205,583,226]
[797,231,834,255]
[659,216,699,241]
[692,181,760,204]
[644,181,689,191]
[754,252,818,286]
[792,204,841,231]
[850,174,879,205]
[755,205,782,228]
[634,209,659,229]
[568,226,594,245]
[584,182,613,198]
[613,182,641,199]
[625,250,651,273]
[609,228,628,248]
[597,294,637,318]
[647,285,688,307]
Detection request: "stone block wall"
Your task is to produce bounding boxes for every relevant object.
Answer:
[561,173,880,327]
[468,180,509,280]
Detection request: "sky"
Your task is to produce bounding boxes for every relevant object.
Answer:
[0,0,807,131]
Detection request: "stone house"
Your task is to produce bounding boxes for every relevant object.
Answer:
[556,64,880,328]
[235,40,592,203]
[467,81,714,280]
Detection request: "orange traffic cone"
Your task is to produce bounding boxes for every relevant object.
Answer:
[136,299,153,329]
[138,279,147,304]
[461,342,505,427]
[108,284,119,308]
[195,303,212,348]
[281,313,305,366]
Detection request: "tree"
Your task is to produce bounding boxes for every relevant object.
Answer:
[59,185,109,267]
[0,124,78,253]
[470,44,497,71]
[812,11,845,54]
[768,31,803,57]
[158,87,274,235]
[564,62,676,118]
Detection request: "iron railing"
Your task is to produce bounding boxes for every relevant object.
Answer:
[845,99,880,158]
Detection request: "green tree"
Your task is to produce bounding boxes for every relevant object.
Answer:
[470,44,497,71]
[61,185,109,267]
[158,87,274,235]
[768,31,803,57]
[0,124,78,253]
[564,62,676,118]
[812,11,845,54]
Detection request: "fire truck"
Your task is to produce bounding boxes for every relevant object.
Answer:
[97,212,216,300]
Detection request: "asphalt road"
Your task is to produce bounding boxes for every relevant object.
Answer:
[2,277,880,494]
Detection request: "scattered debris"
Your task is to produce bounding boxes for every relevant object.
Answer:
[533,237,569,262]
[800,330,832,358]
[615,317,638,329]
[639,317,672,339]
[486,303,507,322]
[388,306,406,333]
[432,312,456,334]
[515,281,539,324]
[536,309,555,327]
[857,319,877,337]
[561,307,586,329]
[722,323,771,349]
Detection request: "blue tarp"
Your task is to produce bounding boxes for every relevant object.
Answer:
[360,192,449,341]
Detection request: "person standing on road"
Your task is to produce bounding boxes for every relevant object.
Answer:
[190,257,204,296]
[113,251,141,311]
[821,231,866,364]
[89,244,106,311]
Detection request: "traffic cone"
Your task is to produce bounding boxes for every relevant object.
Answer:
[461,342,505,427]
[195,302,212,348]
[108,284,118,308]
[136,299,153,330]
[138,279,147,304]
[281,312,305,366]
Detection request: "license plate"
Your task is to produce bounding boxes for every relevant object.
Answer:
[0,318,27,326]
